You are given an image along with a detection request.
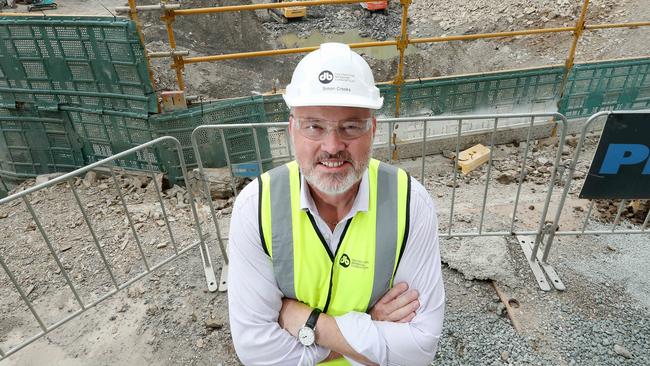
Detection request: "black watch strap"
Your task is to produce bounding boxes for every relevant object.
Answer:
[305,308,322,329]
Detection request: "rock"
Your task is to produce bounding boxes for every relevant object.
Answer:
[204,317,224,330]
[496,302,506,316]
[446,180,460,188]
[500,350,510,361]
[35,173,64,186]
[496,173,517,184]
[440,236,514,282]
[565,135,578,148]
[146,305,160,316]
[83,171,97,187]
[156,242,168,249]
[196,338,205,348]
[187,167,245,200]
[613,344,632,359]
[528,205,535,210]
[606,245,617,252]
[60,244,73,252]
[0,212,8,219]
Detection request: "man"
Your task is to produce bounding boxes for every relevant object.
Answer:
[228,42,444,365]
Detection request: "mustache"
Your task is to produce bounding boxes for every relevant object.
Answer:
[315,152,352,163]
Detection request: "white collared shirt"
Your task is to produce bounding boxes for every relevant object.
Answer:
[227,169,445,365]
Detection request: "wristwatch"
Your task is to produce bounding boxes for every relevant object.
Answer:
[297,308,322,346]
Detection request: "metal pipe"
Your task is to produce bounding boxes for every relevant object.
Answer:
[69,180,120,290]
[478,118,498,234]
[538,115,569,262]
[109,168,151,271]
[147,50,190,58]
[285,127,294,161]
[448,119,463,236]
[557,0,591,102]
[585,21,650,30]
[173,0,367,15]
[218,128,239,197]
[393,0,411,117]
[127,0,160,113]
[581,200,596,233]
[115,3,181,13]
[535,111,607,260]
[23,197,86,310]
[420,120,427,185]
[410,27,575,44]
[510,116,536,233]
[184,41,396,63]
[611,199,626,232]
[189,127,229,264]
[252,126,264,177]
[642,207,650,231]
[148,169,179,254]
[161,9,186,90]
[0,137,183,205]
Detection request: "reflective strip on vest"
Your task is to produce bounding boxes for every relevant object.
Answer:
[259,159,410,365]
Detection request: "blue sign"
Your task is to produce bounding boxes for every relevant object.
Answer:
[580,112,650,199]
[232,163,261,178]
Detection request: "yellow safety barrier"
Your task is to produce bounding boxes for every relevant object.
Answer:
[120,0,649,117]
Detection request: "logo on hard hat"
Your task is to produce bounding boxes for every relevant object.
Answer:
[318,70,334,84]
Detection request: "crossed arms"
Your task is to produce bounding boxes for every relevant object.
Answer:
[227,179,445,365]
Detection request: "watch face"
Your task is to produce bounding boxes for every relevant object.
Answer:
[298,326,315,346]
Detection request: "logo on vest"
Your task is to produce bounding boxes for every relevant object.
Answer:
[339,254,350,268]
[339,253,369,270]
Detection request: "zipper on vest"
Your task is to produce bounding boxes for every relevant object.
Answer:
[322,219,352,314]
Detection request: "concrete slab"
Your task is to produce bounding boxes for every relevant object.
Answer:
[441,236,515,282]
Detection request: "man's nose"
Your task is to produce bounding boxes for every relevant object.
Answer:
[320,128,346,154]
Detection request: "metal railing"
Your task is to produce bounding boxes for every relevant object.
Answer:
[189,110,648,289]
[534,110,650,261]
[0,136,218,361]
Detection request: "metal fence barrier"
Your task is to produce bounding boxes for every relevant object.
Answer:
[189,111,645,292]
[536,110,650,262]
[0,136,219,361]
[191,112,572,292]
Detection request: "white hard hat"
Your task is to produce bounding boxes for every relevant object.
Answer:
[283,43,384,110]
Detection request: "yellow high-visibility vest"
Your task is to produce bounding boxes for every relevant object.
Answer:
[259,159,410,365]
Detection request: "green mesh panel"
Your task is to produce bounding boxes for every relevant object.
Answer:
[559,58,650,118]
[152,96,273,183]
[0,16,156,116]
[0,107,84,177]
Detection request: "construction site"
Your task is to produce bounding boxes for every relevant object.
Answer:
[0,0,649,365]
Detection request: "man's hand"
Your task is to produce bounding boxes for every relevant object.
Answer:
[369,282,420,323]
[278,298,311,337]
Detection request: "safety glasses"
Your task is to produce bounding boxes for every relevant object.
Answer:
[291,116,373,141]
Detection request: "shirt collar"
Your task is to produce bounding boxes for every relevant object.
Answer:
[300,170,370,217]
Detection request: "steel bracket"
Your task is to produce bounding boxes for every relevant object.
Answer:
[517,234,565,291]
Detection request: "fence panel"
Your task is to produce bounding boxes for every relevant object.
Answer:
[0,136,216,361]
[0,16,157,116]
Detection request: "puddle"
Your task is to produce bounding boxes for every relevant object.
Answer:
[279,29,416,60]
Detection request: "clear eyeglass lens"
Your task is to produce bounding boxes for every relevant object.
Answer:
[295,118,371,140]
